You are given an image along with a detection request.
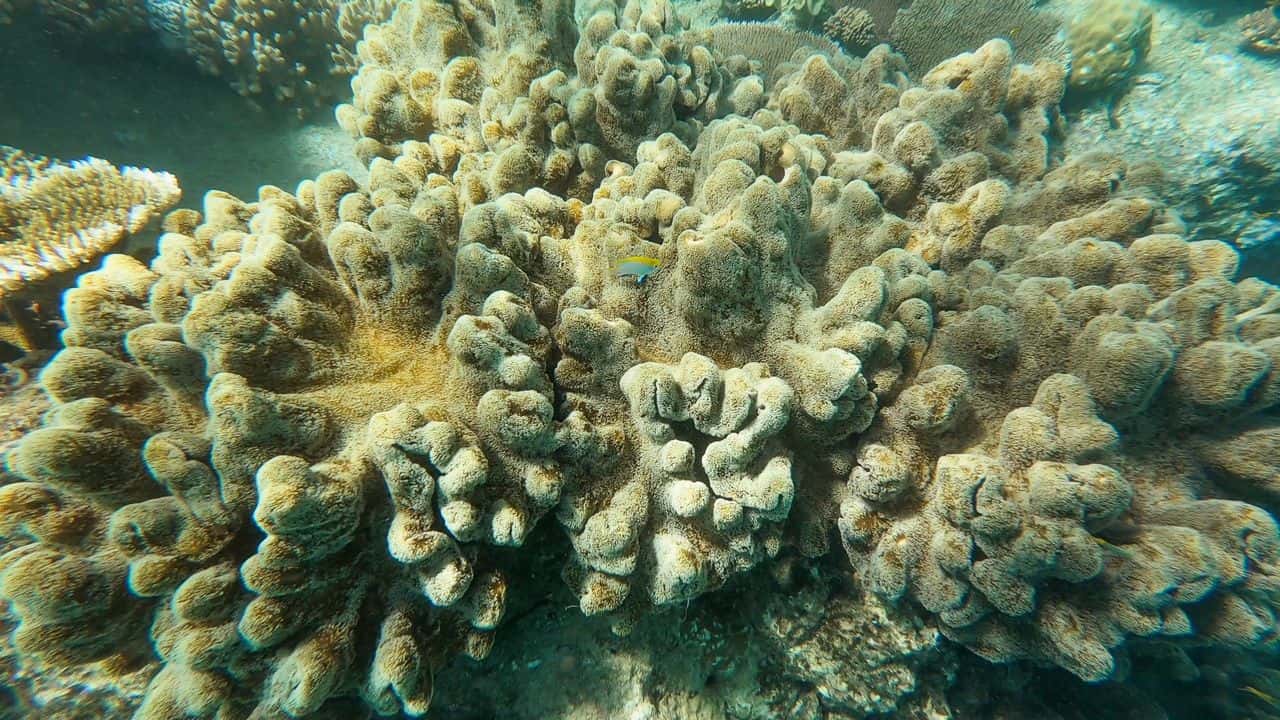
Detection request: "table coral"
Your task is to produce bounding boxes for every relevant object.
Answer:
[887,0,1065,79]
[0,146,180,351]
[2,0,1279,716]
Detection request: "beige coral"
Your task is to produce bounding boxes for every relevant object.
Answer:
[176,0,399,106]
[888,0,1066,78]
[3,3,1280,717]
[1066,0,1154,93]
[1241,7,1280,56]
[0,146,180,350]
[824,5,878,54]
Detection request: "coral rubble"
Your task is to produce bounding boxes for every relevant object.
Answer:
[1,0,1279,717]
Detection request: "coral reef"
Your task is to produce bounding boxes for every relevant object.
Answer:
[428,561,954,720]
[1241,6,1280,56]
[886,0,1066,78]
[823,5,878,55]
[697,21,843,82]
[720,0,827,27]
[0,0,149,37]
[1065,0,1153,94]
[2,0,1280,717]
[0,146,180,351]
[0,0,399,106]
[173,0,399,105]
[1059,0,1280,276]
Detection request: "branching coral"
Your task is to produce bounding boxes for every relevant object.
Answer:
[173,0,400,105]
[719,0,828,27]
[0,146,180,350]
[1241,6,1280,56]
[1,0,399,106]
[3,0,1280,716]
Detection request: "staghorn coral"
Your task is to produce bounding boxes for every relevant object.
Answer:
[0,146,180,351]
[3,1,1280,716]
[1065,0,1154,94]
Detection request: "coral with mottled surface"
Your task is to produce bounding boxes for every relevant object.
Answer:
[824,6,878,54]
[2,0,1279,717]
[1065,0,1153,94]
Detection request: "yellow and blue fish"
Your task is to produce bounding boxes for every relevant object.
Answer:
[616,255,661,286]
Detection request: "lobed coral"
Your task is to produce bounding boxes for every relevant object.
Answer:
[823,5,878,55]
[1065,0,1154,94]
[2,0,1280,717]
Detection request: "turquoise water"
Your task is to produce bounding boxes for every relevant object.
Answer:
[1,1,1279,718]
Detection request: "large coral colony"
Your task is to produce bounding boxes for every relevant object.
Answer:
[3,0,1280,717]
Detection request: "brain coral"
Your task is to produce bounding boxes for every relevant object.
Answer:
[2,0,1280,716]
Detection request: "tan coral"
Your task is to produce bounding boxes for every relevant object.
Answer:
[0,146,180,350]
[1241,7,1280,56]
[824,6,878,55]
[176,0,399,105]
[1066,0,1154,93]
[3,9,1280,719]
[888,0,1066,78]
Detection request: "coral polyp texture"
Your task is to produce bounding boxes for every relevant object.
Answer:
[0,145,180,351]
[0,146,180,299]
[3,0,1280,716]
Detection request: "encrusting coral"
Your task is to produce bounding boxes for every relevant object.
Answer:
[2,0,1280,716]
[0,145,180,351]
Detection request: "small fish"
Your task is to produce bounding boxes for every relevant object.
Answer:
[1241,685,1280,708]
[616,255,661,286]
